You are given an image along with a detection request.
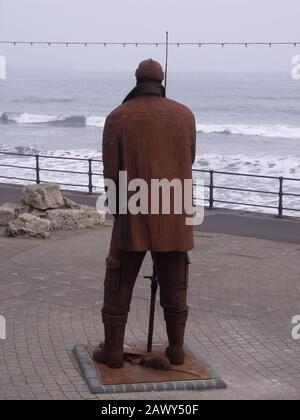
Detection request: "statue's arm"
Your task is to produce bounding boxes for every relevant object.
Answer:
[191,113,197,164]
[102,116,120,184]
[102,116,121,216]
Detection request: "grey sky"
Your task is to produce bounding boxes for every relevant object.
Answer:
[0,0,300,72]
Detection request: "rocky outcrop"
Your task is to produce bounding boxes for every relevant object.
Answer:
[47,206,105,231]
[0,203,17,226]
[63,197,81,209]
[7,214,51,239]
[23,184,65,210]
[1,184,105,239]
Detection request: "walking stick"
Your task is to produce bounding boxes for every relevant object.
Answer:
[144,260,158,353]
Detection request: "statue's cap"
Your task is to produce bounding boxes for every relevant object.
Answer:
[135,59,164,82]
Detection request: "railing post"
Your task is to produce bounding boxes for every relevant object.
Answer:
[88,158,93,194]
[209,170,214,209]
[35,154,40,184]
[278,176,284,218]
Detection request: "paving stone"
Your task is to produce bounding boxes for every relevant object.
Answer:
[0,224,300,400]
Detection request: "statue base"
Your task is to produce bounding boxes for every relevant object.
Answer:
[74,342,226,394]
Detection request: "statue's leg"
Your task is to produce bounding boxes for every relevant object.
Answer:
[154,252,190,365]
[93,224,146,368]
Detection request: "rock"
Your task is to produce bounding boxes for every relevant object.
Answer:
[47,205,105,231]
[14,202,32,217]
[7,213,51,239]
[23,184,65,210]
[14,199,48,218]
[27,208,48,219]
[0,202,34,226]
[3,185,105,238]
[0,203,16,226]
[63,197,81,209]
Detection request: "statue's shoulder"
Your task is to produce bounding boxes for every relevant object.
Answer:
[164,98,194,118]
[106,104,126,121]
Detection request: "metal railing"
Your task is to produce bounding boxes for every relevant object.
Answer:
[0,151,103,193]
[0,151,300,218]
[193,168,300,218]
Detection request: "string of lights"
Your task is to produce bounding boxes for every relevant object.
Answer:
[0,41,299,47]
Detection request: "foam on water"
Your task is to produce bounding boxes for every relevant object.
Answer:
[197,123,300,139]
[1,145,299,216]
[2,112,300,139]
[9,96,77,104]
[86,116,107,128]
[0,112,87,127]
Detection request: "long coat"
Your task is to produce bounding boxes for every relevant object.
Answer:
[102,83,197,252]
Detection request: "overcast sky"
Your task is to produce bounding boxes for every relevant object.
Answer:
[0,0,300,73]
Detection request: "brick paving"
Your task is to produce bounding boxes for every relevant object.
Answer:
[0,220,300,400]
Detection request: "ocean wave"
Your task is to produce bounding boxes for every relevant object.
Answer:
[197,123,300,139]
[0,144,42,155]
[0,112,90,127]
[0,144,101,159]
[244,95,300,101]
[0,112,107,128]
[1,145,299,215]
[86,116,107,128]
[9,96,77,104]
[1,145,299,179]
[1,112,300,139]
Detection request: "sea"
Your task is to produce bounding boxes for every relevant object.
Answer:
[0,68,300,216]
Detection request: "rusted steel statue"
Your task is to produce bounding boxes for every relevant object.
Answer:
[93,59,196,368]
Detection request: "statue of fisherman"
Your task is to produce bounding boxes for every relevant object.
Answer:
[93,59,196,368]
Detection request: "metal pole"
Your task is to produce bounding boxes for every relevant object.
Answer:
[278,176,284,218]
[164,31,169,96]
[35,154,40,184]
[209,170,214,209]
[88,158,93,194]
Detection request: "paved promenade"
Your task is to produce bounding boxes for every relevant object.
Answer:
[0,216,300,400]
